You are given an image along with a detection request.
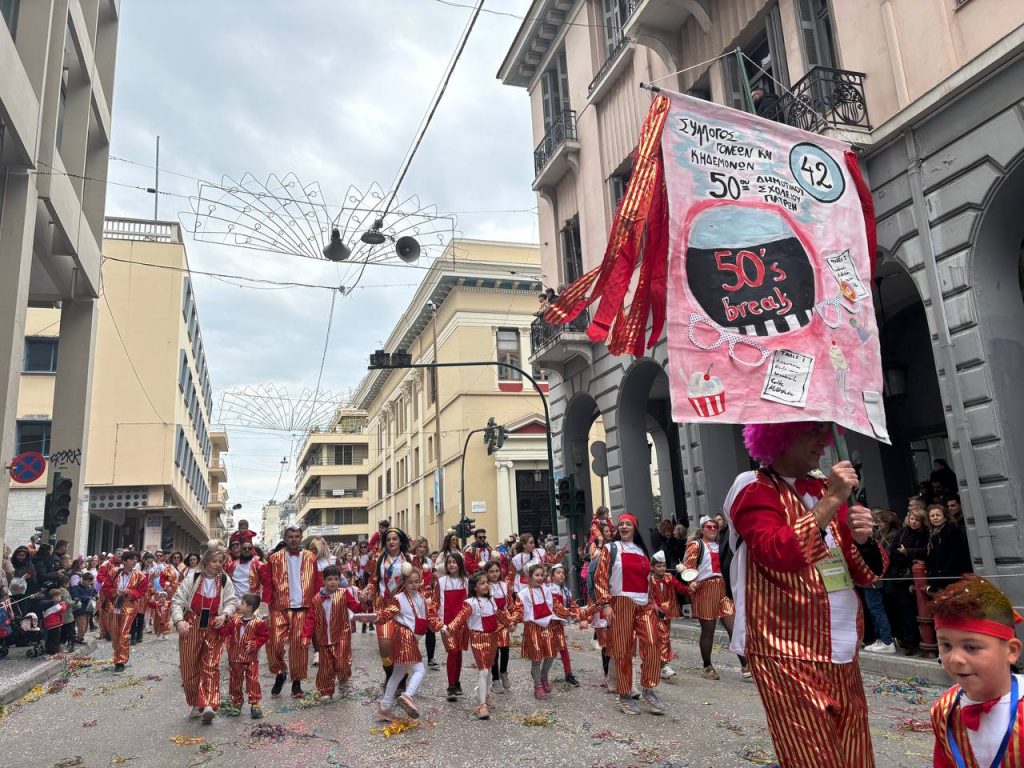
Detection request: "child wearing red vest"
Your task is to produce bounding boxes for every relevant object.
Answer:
[930,576,1024,768]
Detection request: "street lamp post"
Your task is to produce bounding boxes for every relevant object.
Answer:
[367,358,558,543]
[458,426,489,547]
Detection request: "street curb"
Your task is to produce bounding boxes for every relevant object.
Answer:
[669,619,951,686]
[0,638,98,706]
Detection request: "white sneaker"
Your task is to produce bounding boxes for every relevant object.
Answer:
[189,706,201,719]
[872,641,896,654]
[661,665,676,679]
[201,706,215,724]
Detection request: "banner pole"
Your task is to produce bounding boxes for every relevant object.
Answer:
[735,48,757,114]
[830,422,859,506]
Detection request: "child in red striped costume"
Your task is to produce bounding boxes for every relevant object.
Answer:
[443,571,516,720]
[435,551,469,701]
[371,566,440,721]
[547,563,581,687]
[930,577,1024,768]
[302,565,365,701]
[217,593,269,719]
[485,559,513,694]
[509,562,574,700]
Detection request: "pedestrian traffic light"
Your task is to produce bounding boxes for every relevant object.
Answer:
[52,474,74,529]
[556,476,575,517]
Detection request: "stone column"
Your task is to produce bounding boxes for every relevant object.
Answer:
[0,172,39,549]
[495,460,514,540]
[50,297,99,555]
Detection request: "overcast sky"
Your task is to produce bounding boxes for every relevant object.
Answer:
[106,1,537,534]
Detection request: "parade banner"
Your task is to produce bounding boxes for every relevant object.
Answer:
[545,92,888,441]
[661,92,887,440]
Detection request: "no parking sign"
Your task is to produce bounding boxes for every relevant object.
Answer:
[9,451,47,484]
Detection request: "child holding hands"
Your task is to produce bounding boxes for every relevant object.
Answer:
[217,593,270,718]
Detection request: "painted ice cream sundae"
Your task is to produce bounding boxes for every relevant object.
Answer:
[687,367,726,417]
[829,341,850,403]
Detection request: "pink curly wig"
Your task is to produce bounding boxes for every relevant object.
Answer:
[742,422,835,466]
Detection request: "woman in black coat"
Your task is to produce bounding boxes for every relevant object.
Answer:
[888,508,929,654]
[925,503,973,591]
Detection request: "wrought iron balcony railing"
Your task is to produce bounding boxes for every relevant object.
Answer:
[759,66,870,133]
[588,34,631,96]
[533,110,578,176]
[530,309,591,354]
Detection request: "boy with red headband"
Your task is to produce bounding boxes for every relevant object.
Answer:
[930,577,1024,768]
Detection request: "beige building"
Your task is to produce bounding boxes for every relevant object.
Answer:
[5,217,230,554]
[501,1,1024,598]
[354,240,559,549]
[292,409,371,546]
[0,0,121,554]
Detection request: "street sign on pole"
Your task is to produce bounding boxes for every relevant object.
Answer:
[9,452,46,484]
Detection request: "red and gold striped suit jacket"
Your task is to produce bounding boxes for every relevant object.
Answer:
[302,590,362,647]
[931,682,1024,767]
[100,568,149,603]
[218,615,270,665]
[224,557,262,594]
[260,550,320,611]
[730,471,887,662]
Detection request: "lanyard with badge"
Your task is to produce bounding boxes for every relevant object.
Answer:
[769,470,854,593]
[947,677,1018,768]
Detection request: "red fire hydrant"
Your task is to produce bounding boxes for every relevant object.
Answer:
[912,560,937,658]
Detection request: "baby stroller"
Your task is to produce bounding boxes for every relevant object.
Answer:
[1,584,47,659]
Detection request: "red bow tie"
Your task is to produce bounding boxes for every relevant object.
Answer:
[794,477,820,498]
[961,698,1001,731]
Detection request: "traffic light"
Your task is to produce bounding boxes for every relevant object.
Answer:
[574,489,587,518]
[52,474,74,528]
[495,426,508,450]
[556,476,575,517]
[483,417,497,454]
[39,493,54,535]
[458,517,476,541]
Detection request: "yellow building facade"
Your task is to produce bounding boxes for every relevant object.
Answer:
[5,217,228,554]
[354,240,558,549]
[292,409,371,546]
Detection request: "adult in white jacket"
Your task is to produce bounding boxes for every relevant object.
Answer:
[171,541,240,723]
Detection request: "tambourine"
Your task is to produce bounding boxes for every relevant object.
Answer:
[677,564,699,583]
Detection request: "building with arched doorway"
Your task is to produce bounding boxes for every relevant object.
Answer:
[501,1,1024,601]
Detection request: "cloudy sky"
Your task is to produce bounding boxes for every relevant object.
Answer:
[106,1,536,533]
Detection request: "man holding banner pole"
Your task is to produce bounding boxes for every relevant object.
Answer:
[543,82,893,765]
[724,422,886,767]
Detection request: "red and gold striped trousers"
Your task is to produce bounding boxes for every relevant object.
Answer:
[178,624,224,710]
[655,615,672,664]
[110,607,137,665]
[267,608,309,681]
[747,654,875,768]
[315,641,352,696]
[229,660,261,707]
[606,596,660,692]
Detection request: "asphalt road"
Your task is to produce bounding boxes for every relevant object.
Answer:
[0,624,938,768]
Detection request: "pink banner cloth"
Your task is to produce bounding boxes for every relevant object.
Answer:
[662,91,888,442]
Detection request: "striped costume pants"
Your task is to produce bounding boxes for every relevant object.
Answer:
[229,661,261,707]
[747,654,875,768]
[656,615,672,664]
[606,596,661,692]
[267,608,309,681]
[110,608,136,665]
[316,641,353,696]
[178,624,224,709]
